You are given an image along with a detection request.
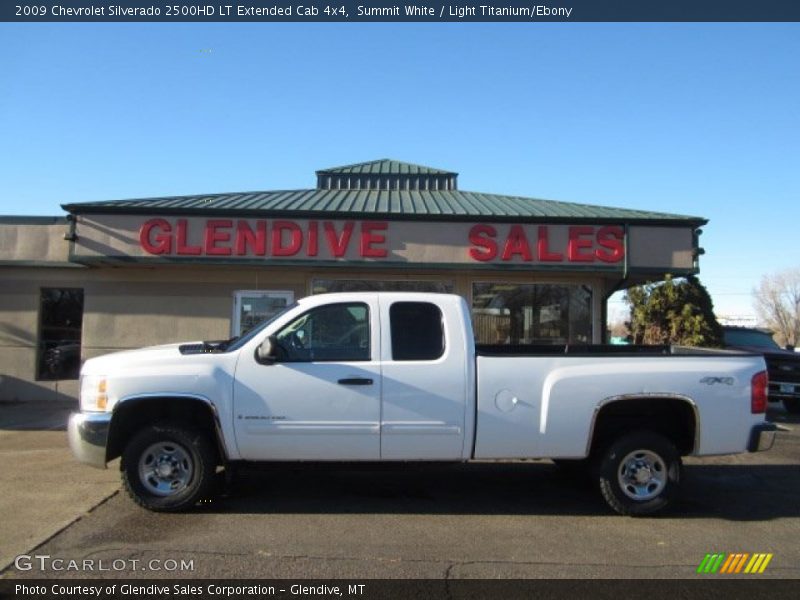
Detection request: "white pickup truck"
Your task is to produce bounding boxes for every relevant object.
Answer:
[69,292,776,516]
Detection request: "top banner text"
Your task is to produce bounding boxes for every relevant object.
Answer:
[4,1,800,22]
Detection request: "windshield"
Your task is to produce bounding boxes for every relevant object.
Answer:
[225,301,299,352]
[723,329,780,349]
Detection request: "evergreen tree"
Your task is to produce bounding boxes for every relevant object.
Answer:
[625,275,723,347]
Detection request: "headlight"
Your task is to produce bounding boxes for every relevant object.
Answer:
[80,375,109,412]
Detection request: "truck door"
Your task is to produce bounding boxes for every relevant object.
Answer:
[379,298,468,459]
[232,299,381,460]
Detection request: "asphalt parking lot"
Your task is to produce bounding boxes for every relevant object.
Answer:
[1,404,798,581]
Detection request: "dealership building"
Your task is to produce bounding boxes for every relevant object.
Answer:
[0,159,705,402]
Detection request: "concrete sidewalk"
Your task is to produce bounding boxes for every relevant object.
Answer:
[0,402,119,573]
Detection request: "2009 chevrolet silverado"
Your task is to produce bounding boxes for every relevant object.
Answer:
[68,292,777,515]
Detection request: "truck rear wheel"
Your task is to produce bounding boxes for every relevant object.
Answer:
[121,422,216,512]
[597,431,681,516]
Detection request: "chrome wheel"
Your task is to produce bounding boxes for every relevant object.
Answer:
[138,441,194,497]
[617,449,666,501]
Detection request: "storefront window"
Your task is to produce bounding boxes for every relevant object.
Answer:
[312,279,454,294]
[233,290,294,336]
[37,288,84,380]
[472,283,592,345]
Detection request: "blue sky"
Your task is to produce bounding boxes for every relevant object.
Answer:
[1,23,798,319]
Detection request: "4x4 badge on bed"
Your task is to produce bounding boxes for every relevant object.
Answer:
[699,377,735,386]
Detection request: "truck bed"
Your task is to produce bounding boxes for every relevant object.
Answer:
[474,347,763,460]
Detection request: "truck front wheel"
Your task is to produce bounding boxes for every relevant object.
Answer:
[597,431,681,516]
[121,422,216,512]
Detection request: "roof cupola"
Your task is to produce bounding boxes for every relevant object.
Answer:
[315,159,458,192]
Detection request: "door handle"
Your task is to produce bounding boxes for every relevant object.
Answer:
[337,377,374,386]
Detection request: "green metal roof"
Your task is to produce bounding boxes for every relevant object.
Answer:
[316,159,456,176]
[62,189,705,225]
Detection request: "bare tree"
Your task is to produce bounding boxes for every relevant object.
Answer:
[753,268,800,347]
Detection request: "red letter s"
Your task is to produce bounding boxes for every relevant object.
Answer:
[469,224,498,262]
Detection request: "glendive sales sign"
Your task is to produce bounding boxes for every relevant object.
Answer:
[137,217,625,265]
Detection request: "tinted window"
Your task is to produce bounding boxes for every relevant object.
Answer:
[390,302,444,361]
[37,288,83,380]
[723,329,780,349]
[274,303,370,362]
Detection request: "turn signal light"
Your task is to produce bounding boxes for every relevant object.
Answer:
[751,371,768,414]
[96,379,108,410]
[80,375,109,412]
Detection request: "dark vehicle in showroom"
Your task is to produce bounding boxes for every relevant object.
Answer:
[723,326,800,414]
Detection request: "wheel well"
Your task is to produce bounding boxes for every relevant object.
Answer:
[107,397,223,465]
[590,397,697,457]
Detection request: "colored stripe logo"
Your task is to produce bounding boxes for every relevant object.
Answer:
[697,553,773,574]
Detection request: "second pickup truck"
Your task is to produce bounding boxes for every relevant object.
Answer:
[69,292,776,515]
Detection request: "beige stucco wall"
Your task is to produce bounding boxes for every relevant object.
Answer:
[628,227,695,270]
[0,263,610,402]
[80,270,304,355]
[0,220,72,264]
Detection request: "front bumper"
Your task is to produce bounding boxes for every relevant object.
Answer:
[68,411,111,469]
[748,422,778,453]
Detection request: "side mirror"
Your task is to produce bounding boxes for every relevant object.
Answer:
[256,335,277,364]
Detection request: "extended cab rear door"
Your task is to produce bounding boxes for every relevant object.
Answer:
[378,295,469,460]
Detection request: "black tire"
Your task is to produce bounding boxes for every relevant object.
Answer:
[597,431,681,516]
[121,422,216,512]
[782,399,800,414]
